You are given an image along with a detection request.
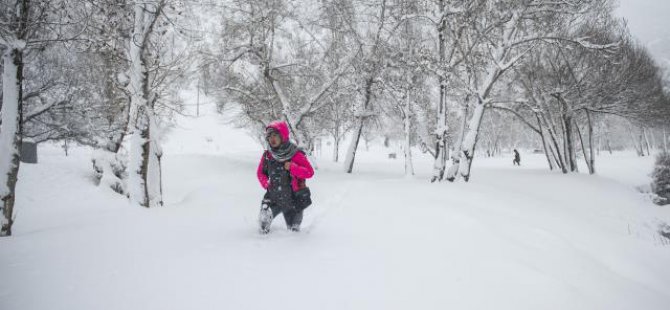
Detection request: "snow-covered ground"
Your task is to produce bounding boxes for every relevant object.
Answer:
[2,97,670,310]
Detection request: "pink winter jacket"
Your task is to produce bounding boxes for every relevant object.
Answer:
[256,121,314,191]
[256,151,314,192]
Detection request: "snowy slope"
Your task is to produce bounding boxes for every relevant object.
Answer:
[2,94,670,310]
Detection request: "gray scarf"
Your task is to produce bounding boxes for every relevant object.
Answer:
[268,141,299,162]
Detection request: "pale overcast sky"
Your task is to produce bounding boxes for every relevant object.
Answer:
[615,0,670,66]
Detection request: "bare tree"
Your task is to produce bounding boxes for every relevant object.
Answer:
[126,0,193,207]
[0,0,91,235]
[205,0,358,153]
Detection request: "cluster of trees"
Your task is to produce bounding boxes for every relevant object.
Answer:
[202,0,668,181]
[0,0,194,235]
[1,0,668,235]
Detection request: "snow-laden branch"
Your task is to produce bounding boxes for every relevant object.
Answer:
[498,43,536,71]
[510,35,620,51]
[573,37,620,50]
[294,48,360,125]
[24,99,68,123]
[489,104,541,134]
[475,12,523,100]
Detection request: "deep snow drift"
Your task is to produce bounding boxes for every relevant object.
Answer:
[2,99,670,310]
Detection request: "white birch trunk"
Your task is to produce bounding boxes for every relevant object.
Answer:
[456,101,469,154]
[126,2,163,208]
[456,102,486,181]
[127,4,149,206]
[0,46,23,236]
[332,133,340,162]
[147,113,163,207]
[445,101,470,181]
[344,78,374,173]
[430,110,447,181]
[431,2,448,182]
[127,121,147,206]
[344,118,364,173]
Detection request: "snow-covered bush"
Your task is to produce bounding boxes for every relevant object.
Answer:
[659,223,670,245]
[651,152,670,205]
[92,149,127,195]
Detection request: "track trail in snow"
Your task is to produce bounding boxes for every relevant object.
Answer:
[302,178,358,234]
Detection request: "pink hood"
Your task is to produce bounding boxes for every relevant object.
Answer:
[266,120,290,142]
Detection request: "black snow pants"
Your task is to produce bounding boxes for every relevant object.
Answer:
[259,197,303,233]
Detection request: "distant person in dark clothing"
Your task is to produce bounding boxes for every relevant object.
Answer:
[513,149,521,166]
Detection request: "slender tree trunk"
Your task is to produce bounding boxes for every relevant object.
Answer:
[549,142,563,172]
[431,1,448,182]
[663,127,668,153]
[606,137,612,154]
[542,107,568,173]
[196,78,200,117]
[562,124,568,166]
[344,119,364,173]
[344,77,374,173]
[586,110,595,174]
[556,98,571,171]
[0,47,24,236]
[332,132,340,162]
[445,99,471,181]
[575,118,593,174]
[627,124,643,156]
[552,136,566,173]
[650,129,658,151]
[542,123,564,172]
[456,100,469,155]
[563,114,577,172]
[603,121,613,154]
[403,90,414,176]
[536,114,553,170]
[542,113,567,173]
[638,134,645,156]
[430,85,448,182]
[642,127,651,156]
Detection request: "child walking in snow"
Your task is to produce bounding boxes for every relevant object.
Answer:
[256,121,314,233]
